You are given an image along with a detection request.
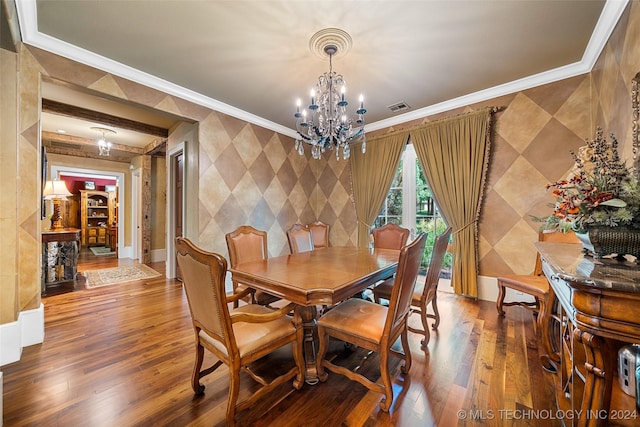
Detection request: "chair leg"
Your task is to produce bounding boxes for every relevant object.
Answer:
[378,344,393,412]
[316,325,329,382]
[226,369,241,427]
[192,341,205,394]
[400,328,412,374]
[496,283,506,316]
[431,294,440,329]
[418,307,431,348]
[232,282,241,309]
[373,291,381,304]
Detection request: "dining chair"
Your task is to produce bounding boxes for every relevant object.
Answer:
[496,230,579,322]
[307,221,329,248]
[371,223,410,250]
[175,237,304,426]
[373,227,452,348]
[226,225,280,307]
[315,233,427,411]
[287,223,315,254]
[368,223,411,290]
[496,229,579,370]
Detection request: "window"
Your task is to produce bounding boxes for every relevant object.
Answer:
[375,144,451,277]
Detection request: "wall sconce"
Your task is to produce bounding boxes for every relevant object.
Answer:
[43,180,72,231]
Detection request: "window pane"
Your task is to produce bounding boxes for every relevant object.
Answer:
[374,148,451,280]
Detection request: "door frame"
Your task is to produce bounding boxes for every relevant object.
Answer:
[131,168,141,263]
[166,142,185,279]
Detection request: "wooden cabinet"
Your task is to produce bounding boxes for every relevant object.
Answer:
[537,242,640,426]
[42,228,80,295]
[80,190,115,247]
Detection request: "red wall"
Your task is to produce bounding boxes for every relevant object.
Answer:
[59,175,117,195]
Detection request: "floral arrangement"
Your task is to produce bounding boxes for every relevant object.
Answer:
[536,128,640,233]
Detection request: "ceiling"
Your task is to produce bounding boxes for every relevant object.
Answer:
[15,1,629,162]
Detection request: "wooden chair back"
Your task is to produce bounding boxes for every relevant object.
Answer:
[226,225,279,306]
[175,236,304,426]
[385,233,428,340]
[226,225,268,267]
[372,223,410,250]
[421,227,452,305]
[176,237,236,356]
[287,223,314,253]
[315,232,427,412]
[372,227,451,347]
[307,221,329,248]
[533,230,579,275]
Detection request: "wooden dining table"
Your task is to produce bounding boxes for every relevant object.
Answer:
[229,246,400,384]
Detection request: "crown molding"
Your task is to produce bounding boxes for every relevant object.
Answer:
[16,0,628,137]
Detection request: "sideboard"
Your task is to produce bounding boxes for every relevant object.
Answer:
[536,241,640,426]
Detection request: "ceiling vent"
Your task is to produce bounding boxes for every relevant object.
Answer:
[387,101,411,113]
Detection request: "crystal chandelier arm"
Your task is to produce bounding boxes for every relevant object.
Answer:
[292,32,366,160]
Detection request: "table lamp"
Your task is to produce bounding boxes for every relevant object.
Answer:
[43,180,73,230]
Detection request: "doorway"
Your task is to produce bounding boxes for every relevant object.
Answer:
[166,143,185,280]
[51,166,126,257]
[131,168,142,263]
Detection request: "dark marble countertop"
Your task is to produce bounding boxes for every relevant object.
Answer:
[535,241,640,293]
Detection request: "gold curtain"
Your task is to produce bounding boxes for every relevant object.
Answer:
[350,134,407,247]
[411,109,493,298]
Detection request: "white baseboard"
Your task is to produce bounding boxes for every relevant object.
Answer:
[0,303,44,367]
[439,276,536,305]
[117,246,165,263]
[150,248,166,263]
[120,245,132,259]
[477,275,536,304]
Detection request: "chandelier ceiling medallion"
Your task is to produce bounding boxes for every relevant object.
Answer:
[294,28,366,160]
[91,126,116,156]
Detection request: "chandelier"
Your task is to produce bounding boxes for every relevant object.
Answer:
[294,30,366,160]
[91,127,116,156]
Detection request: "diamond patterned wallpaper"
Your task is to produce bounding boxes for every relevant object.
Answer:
[196,111,358,257]
[17,1,640,288]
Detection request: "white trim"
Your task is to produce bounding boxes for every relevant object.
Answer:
[15,0,296,139]
[15,0,628,138]
[476,276,536,305]
[166,142,185,279]
[120,245,133,259]
[58,171,117,181]
[0,304,44,367]
[581,0,630,69]
[131,169,141,262]
[150,248,166,263]
[402,144,417,236]
[51,165,126,258]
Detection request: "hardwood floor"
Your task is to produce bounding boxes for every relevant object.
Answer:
[3,250,560,426]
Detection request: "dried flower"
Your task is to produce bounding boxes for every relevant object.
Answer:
[534,128,640,233]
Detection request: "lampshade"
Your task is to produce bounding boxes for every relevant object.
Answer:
[43,180,72,231]
[43,180,72,200]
